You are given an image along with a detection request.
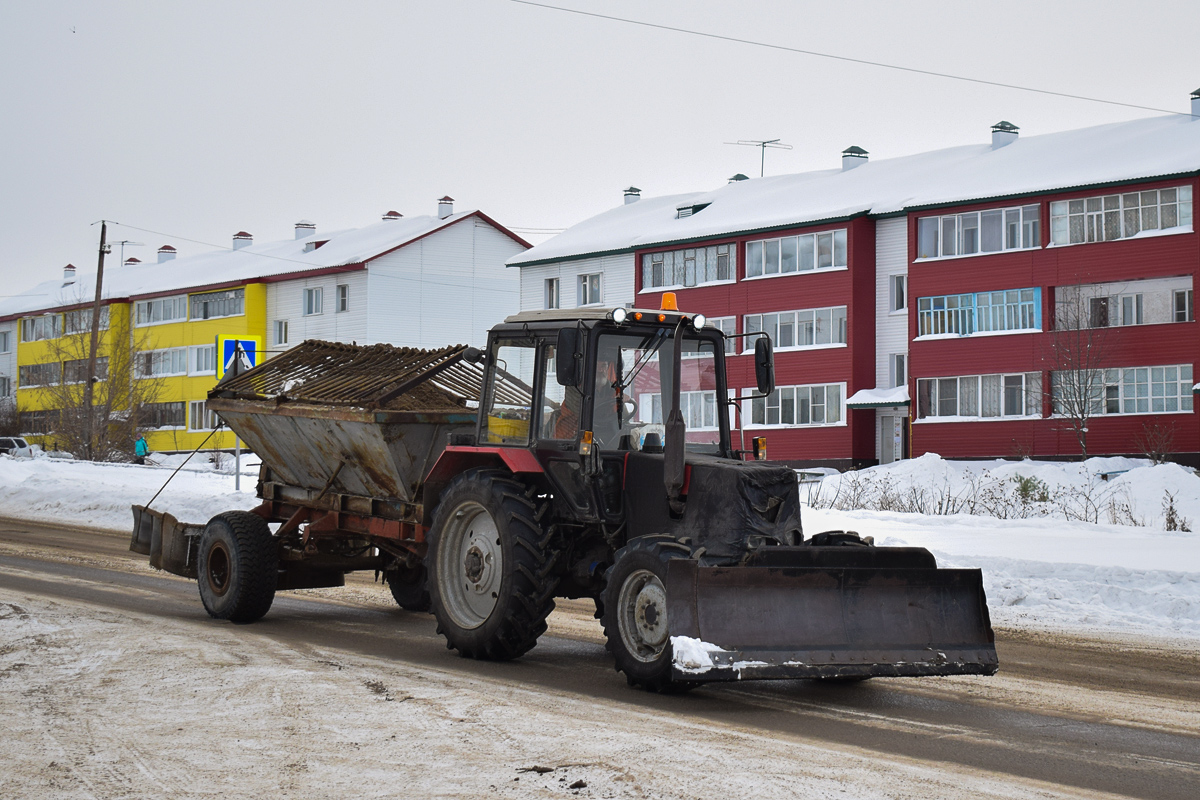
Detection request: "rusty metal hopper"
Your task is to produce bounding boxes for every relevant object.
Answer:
[206,340,524,504]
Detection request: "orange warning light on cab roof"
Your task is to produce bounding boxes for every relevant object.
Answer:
[660,292,679,311]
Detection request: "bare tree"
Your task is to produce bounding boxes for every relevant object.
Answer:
[0,395,18,437]
[1043,285,1114,459]
[1135,420,1178,465]
[39,306,163,461]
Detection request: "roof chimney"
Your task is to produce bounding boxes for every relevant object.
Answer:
[232,231,253,250]
[157,245,177,263]
[623,186,641,204]
[382,210,403,221]
[991,121,1019,149]
[294,220,315,240]
[1191,88,1200,118]
[728,173,749,183]
[124,257,141,267]
[62,264,76,285]
[841,146,868,171]
[437,196,454,219]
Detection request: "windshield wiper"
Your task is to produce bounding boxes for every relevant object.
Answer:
[615,329,667,394]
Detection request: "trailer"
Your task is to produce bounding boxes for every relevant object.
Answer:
[134,301,997,691]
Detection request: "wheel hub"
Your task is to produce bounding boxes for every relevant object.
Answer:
[634,581,668,648]
[437,501,503,629]
[617,568,670,663]
[206,542,231,597]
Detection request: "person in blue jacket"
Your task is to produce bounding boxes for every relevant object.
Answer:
[134,434,149,465]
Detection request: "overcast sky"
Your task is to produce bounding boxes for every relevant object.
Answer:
[2,0,1196,296]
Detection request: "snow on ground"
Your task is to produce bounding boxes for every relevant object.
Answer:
[1,450,1198,643]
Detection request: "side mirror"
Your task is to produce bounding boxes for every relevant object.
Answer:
[754,336,775,396]
[556,328,582,387]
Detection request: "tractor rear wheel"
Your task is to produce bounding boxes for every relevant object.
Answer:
[427,469,557,660]
[602,535,696,692]
[197,511,278,624]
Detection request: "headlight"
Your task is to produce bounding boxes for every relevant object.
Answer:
[692,313,707,329]
[611,307,628,324]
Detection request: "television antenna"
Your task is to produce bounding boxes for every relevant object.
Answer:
[724,138,793,177]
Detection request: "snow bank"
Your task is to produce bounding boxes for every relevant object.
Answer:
[0,454,258,533]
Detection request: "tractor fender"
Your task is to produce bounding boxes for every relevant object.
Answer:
[421,446,544,526]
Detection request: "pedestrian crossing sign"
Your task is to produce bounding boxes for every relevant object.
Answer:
[217,335,263,379]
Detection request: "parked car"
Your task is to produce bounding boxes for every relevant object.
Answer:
[0,437,34,457]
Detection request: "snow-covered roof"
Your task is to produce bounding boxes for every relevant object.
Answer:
[509,114,1200,267]
[846,387,911,408]
[0,211,521,320]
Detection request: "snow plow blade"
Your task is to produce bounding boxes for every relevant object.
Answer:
[666,548,997,682]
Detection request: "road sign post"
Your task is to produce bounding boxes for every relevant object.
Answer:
[216,336,263,490]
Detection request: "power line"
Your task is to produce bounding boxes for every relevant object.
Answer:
[509,1,1195,118]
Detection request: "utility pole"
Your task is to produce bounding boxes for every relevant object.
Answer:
[83,220,110,461]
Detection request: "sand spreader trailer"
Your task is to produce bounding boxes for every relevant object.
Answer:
[132,301,997,691]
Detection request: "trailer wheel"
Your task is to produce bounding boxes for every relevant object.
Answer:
[427,469,557,661]
[197,511,278,624]
[387,564,431,612]
[602,535,696,693]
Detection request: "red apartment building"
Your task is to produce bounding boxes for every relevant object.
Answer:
[510,97,1200,468]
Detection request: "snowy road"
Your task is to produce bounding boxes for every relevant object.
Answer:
[1,518,1199,799]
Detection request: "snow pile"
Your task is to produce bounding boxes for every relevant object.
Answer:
[0,455,258,533]
[671,636,724,673]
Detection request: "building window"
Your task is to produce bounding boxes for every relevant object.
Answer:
[190,345,217,375]
[1174,289,1194,322]
[0,330,9,353]
[578,273,601,306]
[1053,365,1193,415]
[890,275,907,312]
[20,315,62,342]
[143,402,185,429]
[708,316,737,354]
[917,288,1040,337]
[545,278,560,309]
[63,357,108,384]
[337,284,349,313]
[274,320,289,345]
[1050,186,1192,246]
[17,362,61,388]
[136,296,189,326]
[917,205,1040,259]
[138,347,189,378]
[917,372,1042,419]
[745,230,846,278]
[189,288,244,320]
[303,287,323,316]
[890,354,907,389]
[641,243,734,290]
[189,400,220,431]
[0,376,10,397]
[749,384,844,427]
[18,410,58,435]
[64,307,110,334]
[745,307,847,350]
[637,390,720,429]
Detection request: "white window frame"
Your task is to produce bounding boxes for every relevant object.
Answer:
[744,229,847,280]
[744,383,846,428]
[189,345,217,376]
[189,400,220,431]
[578,273,602,306]
[545,277,560,310]
[336,283,349,313]
[189,288,245,321]
[303,287,324,316]
[274,319,289,346]
[1052,365,1194,416]
[138,347,189,378]
[640,243,736,291]
[916,372,1043,421]
[890,275,907,312]
[708,316,737,355]
[1050,185,1193,247]
[0,376,10,397]
[135,295,188,327]
[916,204,1041,260]
[890,354,907,389]
[1175,289,1195,322]
[743,307,847,352]
[20,315,62,342]
[0,330,9,354]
